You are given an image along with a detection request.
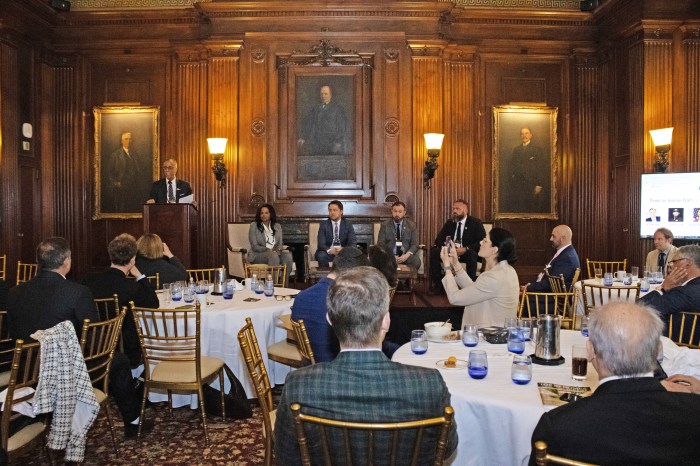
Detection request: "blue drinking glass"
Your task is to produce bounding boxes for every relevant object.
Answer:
[183,288,195,303]
[511,355,532,385]
[410,330,428,355]
[507,328,525,354]
[468,350,488,379]
[223,280,234,300]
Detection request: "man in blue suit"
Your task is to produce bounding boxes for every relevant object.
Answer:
[276,266,458,465]
[522,225,580,293]
[314,200,357,268]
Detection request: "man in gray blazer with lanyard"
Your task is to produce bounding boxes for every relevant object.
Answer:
[377,201,421,270]
[275,267,457,465]
[315,200,357,268]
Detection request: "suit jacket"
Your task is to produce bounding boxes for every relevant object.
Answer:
[528,245,580,292]
[443,260,520,327]
[433,216,485,253]
[377,218,419,255]
[639,276,700,328]
[82,267,159,367]
[0,279,8,310]
[274,350,458,466]
[148,178,193,204]
[134,254,188,286]
[645,245,678,277]
[7,270,97,341]
[248,221,285,253]
[317,218,357,253]
[530,377,700,465]
[290,277,339,363]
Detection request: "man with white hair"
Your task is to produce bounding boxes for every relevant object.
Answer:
[530,302,700,464]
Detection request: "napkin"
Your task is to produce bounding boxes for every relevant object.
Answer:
[0,386,36,418]
[660,336,700,377]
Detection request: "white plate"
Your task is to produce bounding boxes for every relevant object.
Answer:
[436,359,468,370]
[427,331,461,344]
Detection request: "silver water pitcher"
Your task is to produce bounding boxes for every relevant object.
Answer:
[212,265,227,294]
[535,314,562,361]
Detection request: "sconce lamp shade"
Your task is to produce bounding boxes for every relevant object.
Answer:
[649,127,673,174]
[207,137,228,154]
[649,128,673,147]
[424,133,445,151]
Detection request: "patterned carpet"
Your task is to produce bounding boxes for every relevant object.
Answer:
[19,389,282,466]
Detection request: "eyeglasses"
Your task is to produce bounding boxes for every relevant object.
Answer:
[274,295,294,301]
[667,258,688,265]
[163,166,175,170]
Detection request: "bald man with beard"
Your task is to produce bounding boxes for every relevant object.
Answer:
[521,225,580,293]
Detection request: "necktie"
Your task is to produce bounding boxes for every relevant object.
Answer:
[455,222,463,244]
[658,252,666,273]
[168,180,175,203]
[395,223,403,256]
[333,222,339,244]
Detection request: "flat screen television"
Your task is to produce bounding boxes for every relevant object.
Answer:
[640,172,700,239]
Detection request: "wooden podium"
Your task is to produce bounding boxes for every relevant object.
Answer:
[143,203,198,268]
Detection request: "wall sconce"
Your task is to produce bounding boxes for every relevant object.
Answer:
[649,127,673,173]
[207,137,228,187]
[423,133,445,188]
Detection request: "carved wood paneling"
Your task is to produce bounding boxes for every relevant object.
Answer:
[684,32,700,171]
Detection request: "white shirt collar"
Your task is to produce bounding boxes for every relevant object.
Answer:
[599,371,654,385]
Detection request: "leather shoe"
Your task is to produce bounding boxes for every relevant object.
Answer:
[124,419,154,439]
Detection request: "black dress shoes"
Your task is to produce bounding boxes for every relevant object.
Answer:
[124,419,154,439]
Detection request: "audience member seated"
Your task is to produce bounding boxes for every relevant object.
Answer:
[377,201,421,270]
[135,233,188,286]
[640,245,700,331]
[8,237,150,439]
[530,301,700,465]
[521,225,579,293]
[247,203,294,278]
[84,233,160,368]
[430,199,485,290]
[314,200,357,268]
[275,267,458,465]
[368,245,398,288]
[442,227,519,327]
[645,227,678,277]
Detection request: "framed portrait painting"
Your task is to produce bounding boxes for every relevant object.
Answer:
[93,105,160,219]
[492,105,558,220]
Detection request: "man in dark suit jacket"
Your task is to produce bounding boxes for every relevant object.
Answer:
[146,158,193,204]
[530,301,700,465]
[377,201,421,270]
[640,245,700,333]
[315,200,357,268]
[430,199,485,288]
[523,225,580,293]
[82,233,160,368]
[277,267,457,465]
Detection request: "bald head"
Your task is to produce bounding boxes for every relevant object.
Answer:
[588,302,663,378]
[549,225,572,250]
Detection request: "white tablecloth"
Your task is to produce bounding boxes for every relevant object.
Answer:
[392,330,598,466]
[574,279,656,315]
[148,287,298,406]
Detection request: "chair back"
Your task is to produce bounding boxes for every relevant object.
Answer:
[290,403,454,466]
[667,311,700,348]
[245,264,287,287]
[1,340,44,455]
[130,302,204,384]
[15,261,38,285]
[518,290,578,329]
[585,259,627,279]
[290,318,316,365]
[0,254,6,281]
[94,294,121,321]
[533,440,598,465]
[237,317,275,466]
[187,268,218,283]
[580,282,640,316]
[227,222,252,279]
[547,268,581,294]
[80,313,126,391]
[0,311,14,387]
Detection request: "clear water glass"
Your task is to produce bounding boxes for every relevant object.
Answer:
[223,280,235,299]
[623,273,632,286]
[462,324,478,347]
[603,272,613,286]
[411,330,428,355]
[580,315,590,337]
[504,317,518,329]
[162,283,171,303]
[631,266,639,281]
[468,350,488,379]
[507,328,525,354]
[518,319,532,341]
[183,287,195,303]
[511,355,532,385]
[594,268,603,282]
[196,280,209,294]
[170,282,182,301]
[640,277,650,292]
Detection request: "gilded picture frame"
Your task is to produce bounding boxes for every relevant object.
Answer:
[492,105,558,220]
[93,105,160,219]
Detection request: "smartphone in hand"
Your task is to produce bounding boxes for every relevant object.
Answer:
[445,236,453,254]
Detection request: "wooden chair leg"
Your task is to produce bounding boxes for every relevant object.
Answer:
[137,386,149,440]
[219,369,226,422]
[103,400,119,454]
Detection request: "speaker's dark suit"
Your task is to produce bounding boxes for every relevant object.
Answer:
[148,178,193,204]
[314,218,357,267]
[275,350,458,466]
[82,267,159,368]
[530,377,700,465]
[528,245,580,292]
[431,215,486,283]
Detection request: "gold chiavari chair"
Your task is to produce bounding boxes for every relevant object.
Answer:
[245,264,287,288]
[290,318,316,366]
[667,311,700,349]
[290,403,455,466]
[238,317,276,466]
[186,268,219,283]
[518,290,578,330]
[131,301,226,444]
[0,254,6,281]
[15,261,38,285]
[94,295,124,352]
[585,259,627,279]
[80,313,126,454]
[580,282,640,317]
[127,273,160,290]
[1,340,48,463]
[533,441,598,466]
[547,268,581,294]
[0,311,13,389]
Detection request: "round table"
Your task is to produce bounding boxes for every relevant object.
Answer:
[392,330,599,466]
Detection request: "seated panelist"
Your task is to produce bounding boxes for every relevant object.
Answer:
[315,200,357,268]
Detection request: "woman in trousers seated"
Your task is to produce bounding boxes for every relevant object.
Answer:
[247,203,294,281]
[135,233,188,286]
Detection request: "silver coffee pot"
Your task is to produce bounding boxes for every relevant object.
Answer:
[534,314,562,363]
[212,265,227,294]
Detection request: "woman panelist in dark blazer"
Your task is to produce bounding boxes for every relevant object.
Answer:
[247,204,294,279]
[135,233,188,286]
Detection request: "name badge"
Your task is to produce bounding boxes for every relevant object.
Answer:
[395,241,403,247]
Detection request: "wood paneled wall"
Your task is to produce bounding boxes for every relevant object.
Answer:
[1,0,699,285]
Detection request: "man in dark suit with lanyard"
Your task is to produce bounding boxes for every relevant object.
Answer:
[315,200,357,268]
[430,199,486,290]
[146,158,193,204]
